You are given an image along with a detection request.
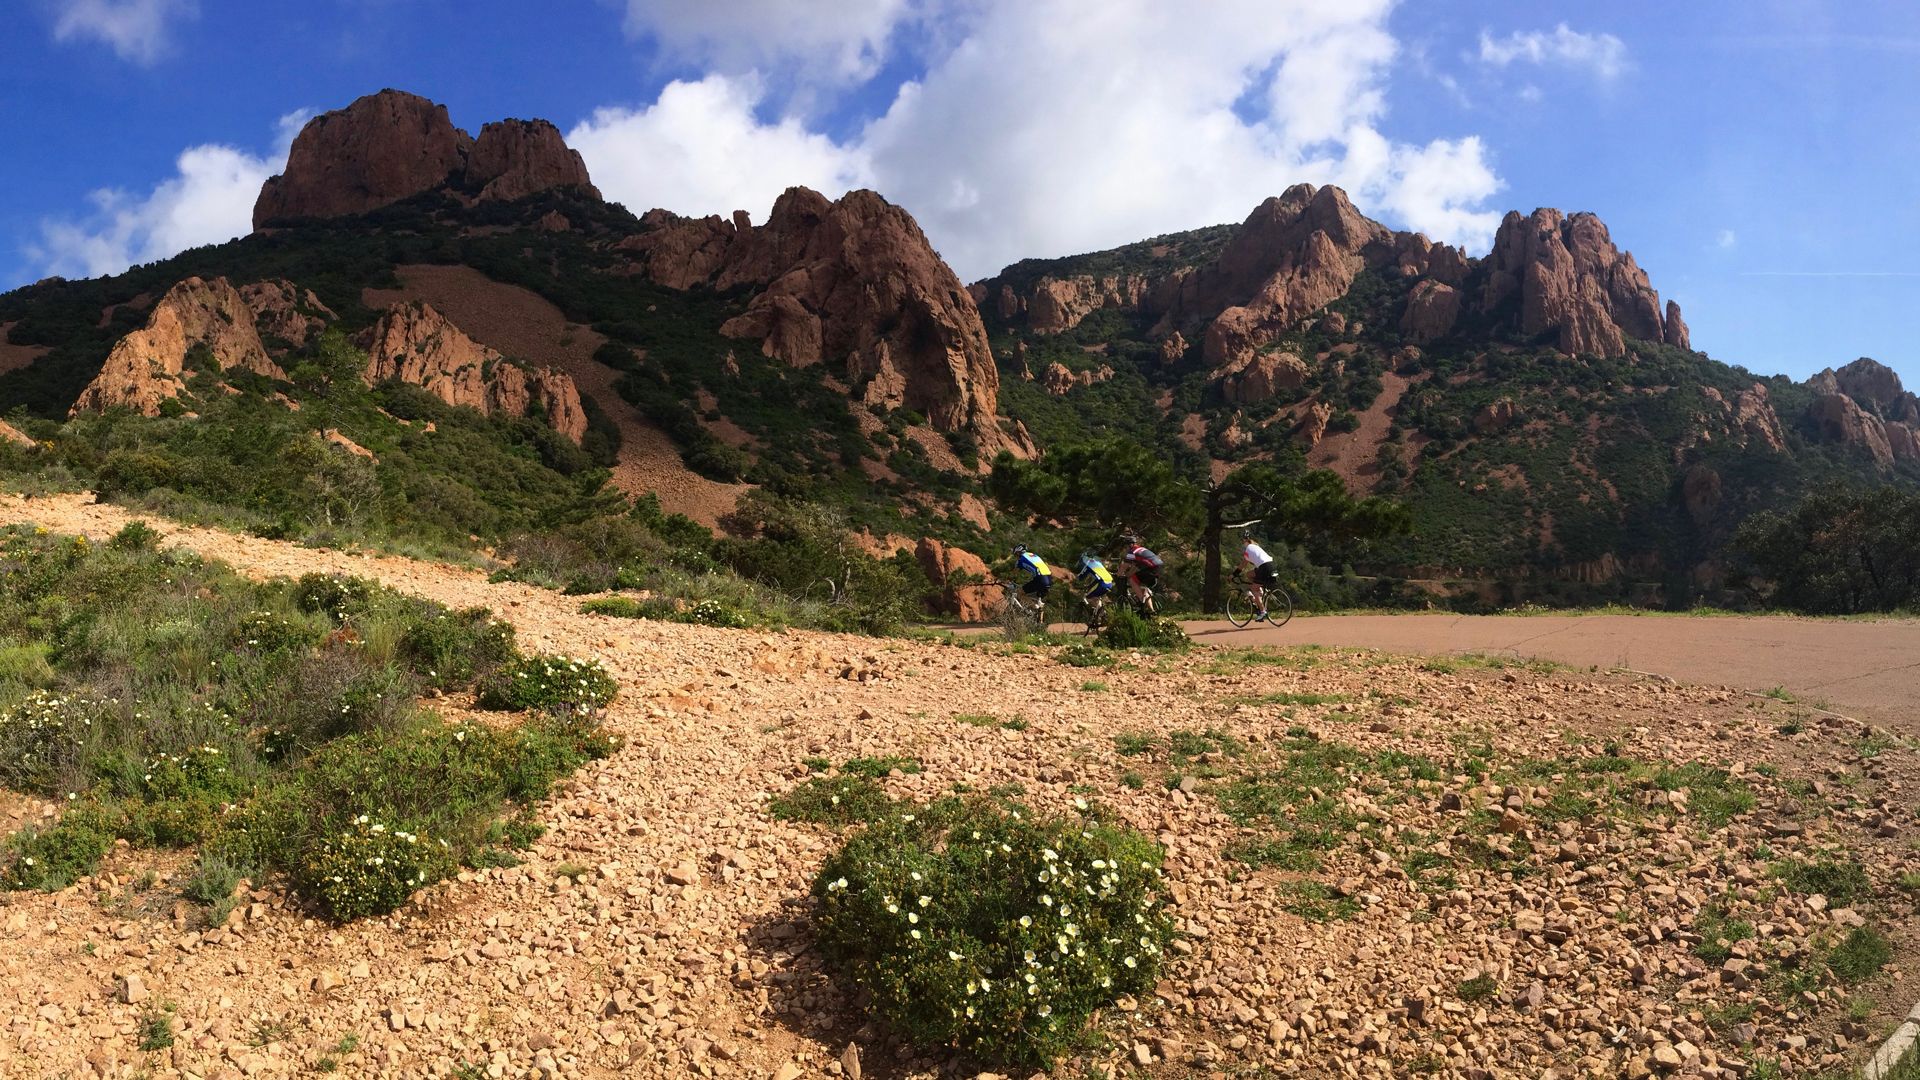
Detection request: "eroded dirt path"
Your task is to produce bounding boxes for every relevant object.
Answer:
[1193,612,1920,735]
[1,494,1916,1080]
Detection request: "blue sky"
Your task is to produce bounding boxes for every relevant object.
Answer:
[3,0,1917,385]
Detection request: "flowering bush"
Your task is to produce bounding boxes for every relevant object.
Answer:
[292,573,377,622]
[303,816,455,921]
[812,799,1175,1066]
[398,607,516,689]
[679,598,750,628]
[233,610,320,656]
[476,654,617,712]
[0,691,101,796]
[1,806,113,891]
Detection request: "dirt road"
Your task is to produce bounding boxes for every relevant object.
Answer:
[1191,612,1920,731]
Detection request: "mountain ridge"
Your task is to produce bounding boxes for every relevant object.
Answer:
[3,87,1916,601]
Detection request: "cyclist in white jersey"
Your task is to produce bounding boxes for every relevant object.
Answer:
[1241,531,1280,616]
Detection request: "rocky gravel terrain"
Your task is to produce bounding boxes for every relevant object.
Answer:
[0,492,1915,1080]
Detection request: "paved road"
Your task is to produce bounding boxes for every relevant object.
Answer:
[1186,613,1920,733]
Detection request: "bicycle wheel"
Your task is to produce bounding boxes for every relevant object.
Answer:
[1268,587,1295,627]
[1081,596,1108,636]
[1224,587,1255,629]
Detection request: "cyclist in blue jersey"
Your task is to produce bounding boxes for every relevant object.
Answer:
[1010,544,1054,600]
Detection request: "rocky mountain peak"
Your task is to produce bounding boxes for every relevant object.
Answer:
[71,276,288,416]
[359,301,586,442]
[625,186,1017,455]
[467,119,600,203]
[1480,207,1672,357]
[252,89,598,228]
[1810,358,1919,424]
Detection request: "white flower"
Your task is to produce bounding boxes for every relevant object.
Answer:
[1019,915,1032,928]
[1124,956,1137,968]
[918,895,931,907]
[948,950,963,961]
[909,929,921,940]
[907,913,919,924]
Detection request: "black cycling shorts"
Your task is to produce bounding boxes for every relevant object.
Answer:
[1022,576,1052,597]
[1252,563,1280,587]
[1130,568,1158,590]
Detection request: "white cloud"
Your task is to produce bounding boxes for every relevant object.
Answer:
[1717,229,1738,249]
[582,0,1505,280]
[616,0,916,84]
[568,75,874,224]
[1478,23,1628,81]
[28,111,308,281]
[51,0,198,65]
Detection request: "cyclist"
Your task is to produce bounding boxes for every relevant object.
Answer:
[1240,528,1280,618]
[1010,544,1054,602]
[1118,532,1164,607]
[1073,551,1115,600]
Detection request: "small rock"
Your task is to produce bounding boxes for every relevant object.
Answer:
[666,862,700,887]
[120,974,148,1005]
[1132,1042,1154,1067]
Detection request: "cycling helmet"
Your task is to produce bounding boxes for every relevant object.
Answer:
[1012,544,1027,557]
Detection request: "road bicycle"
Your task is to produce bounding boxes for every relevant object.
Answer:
[1224,567,1294,629]
[994,580,1050,637]
[1075,590,1112,636]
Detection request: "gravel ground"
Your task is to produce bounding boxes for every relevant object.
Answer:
[0,492,1915,1080]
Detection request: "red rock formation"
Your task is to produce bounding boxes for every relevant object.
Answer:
[914,537,997,622]
[465,119,599,202]
[323,428,377,461]
[720,294,823,366]
[1732,385,1786,452]
[1808,392,1893,468]
[1157,331,1188,365]
[0,419,34,448]
[253,90,600,228]
[1026,274,1149,333]
[359,301,586,442]
[239,280,335,347]
[1810,358,1920,425]
[72,277,287,416]
[1472,397,1519,434]
[631,187,1008,453]
[1040,362,1114,396]
[1195,186,1390,369]
[1888,422,1920,462]
[254,90,472,227]
[1213,351,1307,405]
[1681,464,1721,527]
[1663,300,1690,350]
[1477,209,1670,357]
[1299,400,1334,447]
[1400,280,1461,344]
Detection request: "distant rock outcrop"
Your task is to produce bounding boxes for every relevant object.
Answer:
[1213,350,1307,405]
[466,119,599,203]
[0,419,34,447]
[1039,362,1114,396]
[1810,358,1920,425]
[71,276,286,416]
[915,538,996,622]
[253,90,599,228]
[1732,384,1786,452]
[1808,392,1893,469]
[1663,300,1691,350]
[1024,274,1150,334]
[1400,280,1461,344]
[1190,185,1391,369]
[360,301,586,442]
[1478,209,1672,357]
[239,280,336,347]
[629,188,1010,453]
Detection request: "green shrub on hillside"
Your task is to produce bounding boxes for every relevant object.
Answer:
[1099,607,1190,651]
[812,798,1175,1066]
[0,526,613,919]
[476,654,617,712]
